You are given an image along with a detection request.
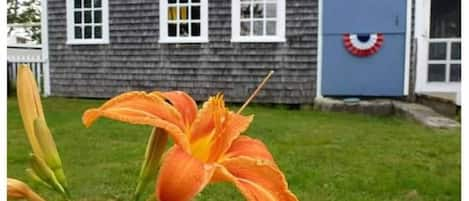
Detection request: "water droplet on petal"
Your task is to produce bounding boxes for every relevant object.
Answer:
[256,159,266,166]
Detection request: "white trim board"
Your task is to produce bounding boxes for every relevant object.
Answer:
[414,0,431,93]
[315,0,323,97]
[403,0,412,95]
[41,0,51,96]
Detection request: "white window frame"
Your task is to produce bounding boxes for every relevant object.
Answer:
[66,0,109,45]
[159,0,209,43]
[231,0,286,43]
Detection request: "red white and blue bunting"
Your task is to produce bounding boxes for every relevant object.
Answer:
[343,33,384,57]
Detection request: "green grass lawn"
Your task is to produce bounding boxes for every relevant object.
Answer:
[7,97,460,201]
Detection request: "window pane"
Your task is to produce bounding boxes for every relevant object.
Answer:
[451,42,461,60]
[74,0,82,8]
[94,10,102,23]
[428,64,446,82]
[168,7,177,21]
[450,64,461,82]
[180,0,188,3]
[192,0,200,2]
[266,3,276,18]
[94,0,101,8]
[241,3,251,19]
[84,0,92,8]
[241,21,250,36]
[430,0,460,38]
[94,26,102,38]
[191,6,200,20]
[168,0,176,4]
[180,23,189,37]
[266,21,276,35]
[74,26,82,39]
[74,12,82,24]
[429,42,446,60]
[191,23,200,36]
[180,6,188,20]
[84,11,92,23]
[84,26,92,38]
[253,4,263,19]
[168,23,177,36]
[253,21,263,36]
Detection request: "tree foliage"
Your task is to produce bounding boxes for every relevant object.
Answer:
[7,0,41,43]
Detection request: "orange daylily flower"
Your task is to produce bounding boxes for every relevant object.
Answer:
[8,178,46,201]
[83,91,298,201]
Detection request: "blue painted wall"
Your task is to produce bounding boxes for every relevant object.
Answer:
[322,0,407,96]
[323,0,407,34]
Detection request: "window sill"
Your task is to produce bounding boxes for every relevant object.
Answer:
[426,81,461,84]
[231,36,286,43]
[159,37,209,44]
[66,39,110,45]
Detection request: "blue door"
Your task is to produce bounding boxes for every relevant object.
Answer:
[322,0,407,96]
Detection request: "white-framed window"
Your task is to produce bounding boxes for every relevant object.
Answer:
[231,0,286,43]
[159,0,209,43]
[425,0,461,83]
[427,39,461,83]
[66,0,109,44]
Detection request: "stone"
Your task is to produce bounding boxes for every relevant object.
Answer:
[314,97,460,129]
[314,97,393,116]
[392,101,460,129]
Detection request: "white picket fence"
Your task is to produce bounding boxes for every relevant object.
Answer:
[7,45,45,95]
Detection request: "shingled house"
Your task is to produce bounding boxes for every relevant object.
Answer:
[41,0,460,104]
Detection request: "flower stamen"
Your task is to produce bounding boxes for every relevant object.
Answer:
[237,70,274,114]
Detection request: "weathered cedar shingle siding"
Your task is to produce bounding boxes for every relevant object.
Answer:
[47,0,318,104]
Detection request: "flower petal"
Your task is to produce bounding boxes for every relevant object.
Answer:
[215,156,298,201]
[83,91,184,127]
[17,65,45,158]
[189,94,253,162]
[207,113,253,162]
[156,146,214,201]
[223,136,274,162]
[153,91,198,128]
[8,178,46,201]
[189,94,224,142]
[82,91,190,151]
